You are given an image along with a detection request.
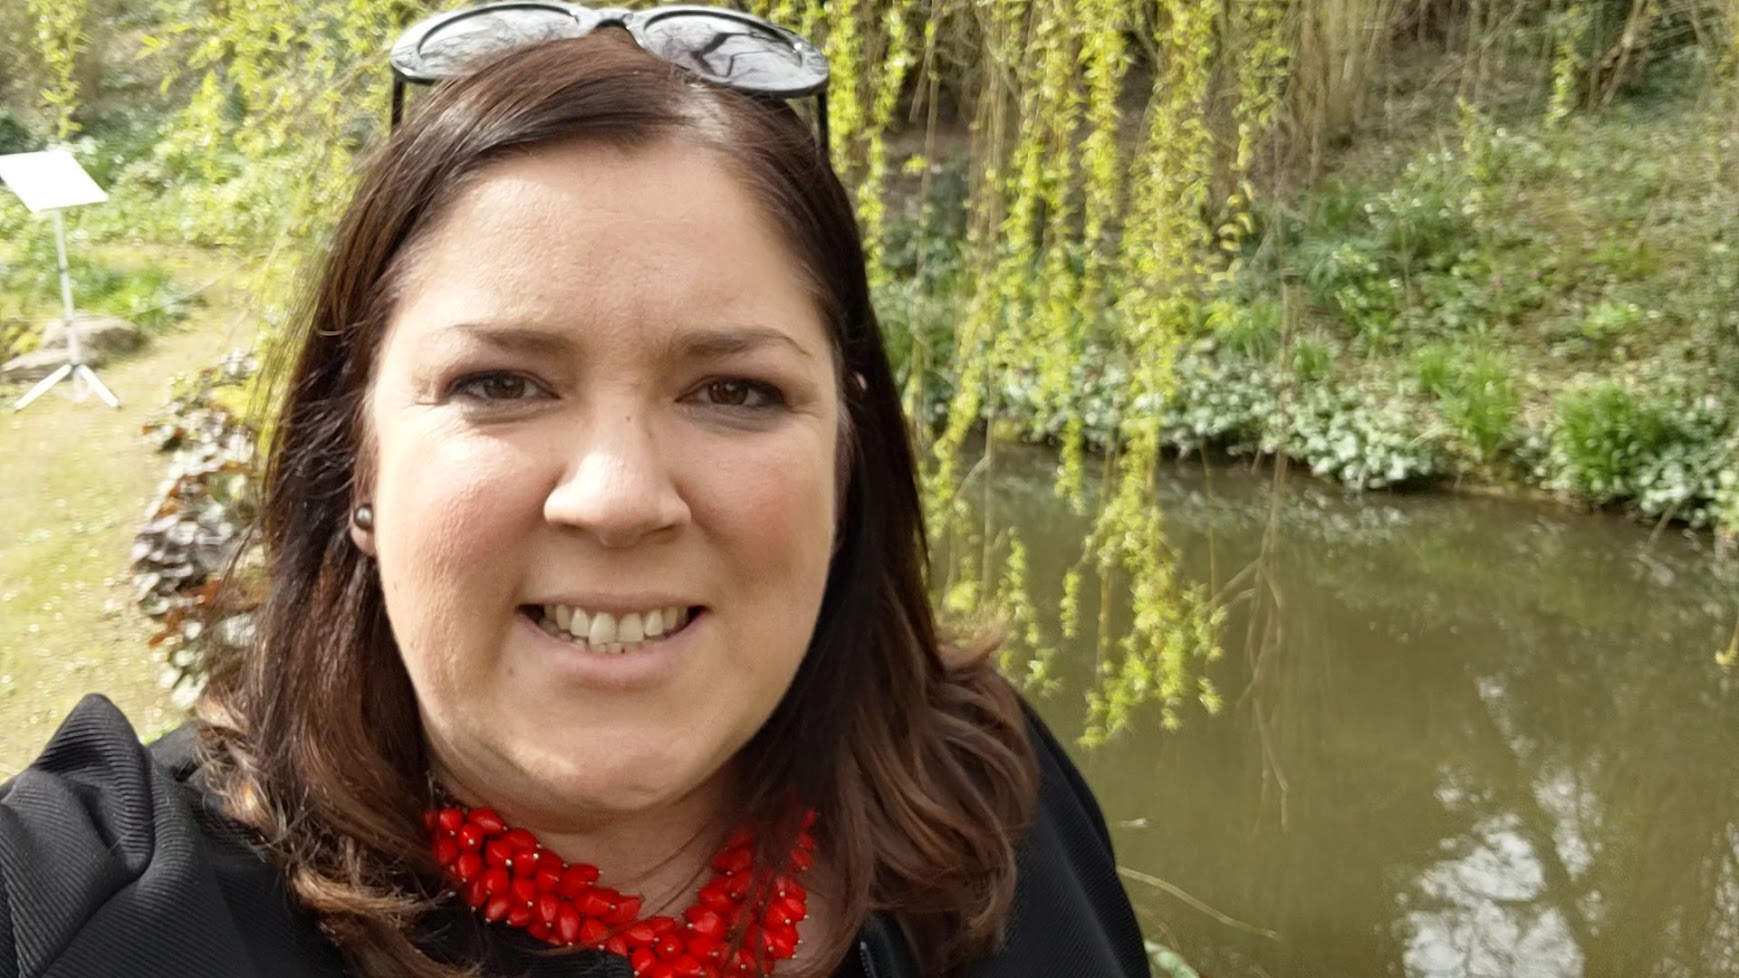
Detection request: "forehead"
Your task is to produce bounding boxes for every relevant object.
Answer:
[389,137,826,353]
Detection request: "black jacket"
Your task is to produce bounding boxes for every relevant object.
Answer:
[0,696,1147,977]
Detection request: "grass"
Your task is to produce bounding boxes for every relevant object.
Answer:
[0,246,255,774]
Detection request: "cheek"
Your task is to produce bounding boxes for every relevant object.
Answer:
[372,427,545,595]
[688,431,838,592]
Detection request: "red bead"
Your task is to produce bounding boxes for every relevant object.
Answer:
[456,824,484,850]
[437,808,464,833]
[765,930,796,960]
[685,937,717,960]
[605,935,629,957]
[468,808,506,835]
[484,838,515,868]
[454,851,483,883]
[673,955,705,978]
[697,882,735,912]
[500,828,539,853]
[647,964,675,978]
[557,904,582,944]
[631,947,657,973]
[479,867,509,898]
[625,921,658,944]
[684,907,725,940]
[579,890,615,917]
[507,903,534,927]
[656,936,684,960]
[579,917,611,945]
[484,896,512,923]
[462,878,486,909]
[433,837,458,866]
[529,920,553,941]
[711,848,753,875]
[537,894,560,925]
[557,863,600,898]
[508,877,534,904]
[609,895,643,925]
[536,867,562,892]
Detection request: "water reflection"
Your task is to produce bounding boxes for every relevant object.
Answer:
[982,446,1739,977]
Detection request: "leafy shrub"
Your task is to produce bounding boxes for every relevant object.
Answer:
[1411,344,1519,462]
[133,352,261,706]
[1548,380,1735,525]
[1575,299,1649,355]
[0,109,37,155]
[0,234,193,335]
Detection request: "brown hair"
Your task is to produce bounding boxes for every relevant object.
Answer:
[197,31,1036,978]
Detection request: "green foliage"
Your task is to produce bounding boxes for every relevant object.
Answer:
[25,0,86,140]
[1548,379,1735,525]
[2,232,193,334]
[1410,344,1519,462]
[30,0,1738,740]
[0,109,39,154]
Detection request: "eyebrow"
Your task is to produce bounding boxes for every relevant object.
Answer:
[661,325,815,363]
[440,322,816,362]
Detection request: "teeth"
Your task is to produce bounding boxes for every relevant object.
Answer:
[618,613,644,643]
[537,603,694,653]
[589,612,617,646]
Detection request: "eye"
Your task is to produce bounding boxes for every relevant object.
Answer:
[695,378,785,410]
[452,371,547,403]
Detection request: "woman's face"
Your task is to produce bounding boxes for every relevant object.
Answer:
[359,138,840,828]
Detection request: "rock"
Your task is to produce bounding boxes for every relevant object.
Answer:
[1,348,86,384]
[40,315,143,358]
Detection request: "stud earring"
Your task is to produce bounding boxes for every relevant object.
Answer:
[353,503,375,531]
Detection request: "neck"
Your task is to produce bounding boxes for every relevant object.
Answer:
[432,764,735,911]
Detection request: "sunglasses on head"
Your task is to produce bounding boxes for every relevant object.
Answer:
[388,1,831,145]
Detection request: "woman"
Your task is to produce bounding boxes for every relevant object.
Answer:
[0,6,1148,977]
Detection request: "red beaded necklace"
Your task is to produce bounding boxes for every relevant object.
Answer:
[426,804,816,978]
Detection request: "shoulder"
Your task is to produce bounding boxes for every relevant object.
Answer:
[972,700,1148,977]
[0,695,345,978]
[854,695,1150,978]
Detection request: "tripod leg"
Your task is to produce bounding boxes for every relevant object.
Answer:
[11,363,73,412]
[74,365,121,409]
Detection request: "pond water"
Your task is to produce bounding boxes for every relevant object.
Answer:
[985,446,1739,978]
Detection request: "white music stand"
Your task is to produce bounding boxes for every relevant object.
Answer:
[0,149,120,411]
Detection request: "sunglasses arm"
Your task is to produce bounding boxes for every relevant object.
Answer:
[817,90,830,159]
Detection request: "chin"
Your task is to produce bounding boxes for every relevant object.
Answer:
[517,742,707,814]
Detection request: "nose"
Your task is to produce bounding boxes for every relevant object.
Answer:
[544,412,689,548]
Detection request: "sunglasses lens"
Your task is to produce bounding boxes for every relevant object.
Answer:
[638,13,824,95]
[414,7,582,76]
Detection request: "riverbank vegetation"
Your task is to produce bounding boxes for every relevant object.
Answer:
[3,0,1737,743]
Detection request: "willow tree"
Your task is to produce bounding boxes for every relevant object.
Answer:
[26,0,86,141]
[135,0,1313,741]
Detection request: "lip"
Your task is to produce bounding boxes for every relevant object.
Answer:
[514,605,705,692]
[528,594,703,616]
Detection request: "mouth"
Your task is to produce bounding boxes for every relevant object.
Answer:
[519,603,705,656]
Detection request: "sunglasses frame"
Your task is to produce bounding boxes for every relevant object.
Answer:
[388,1,830,147]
